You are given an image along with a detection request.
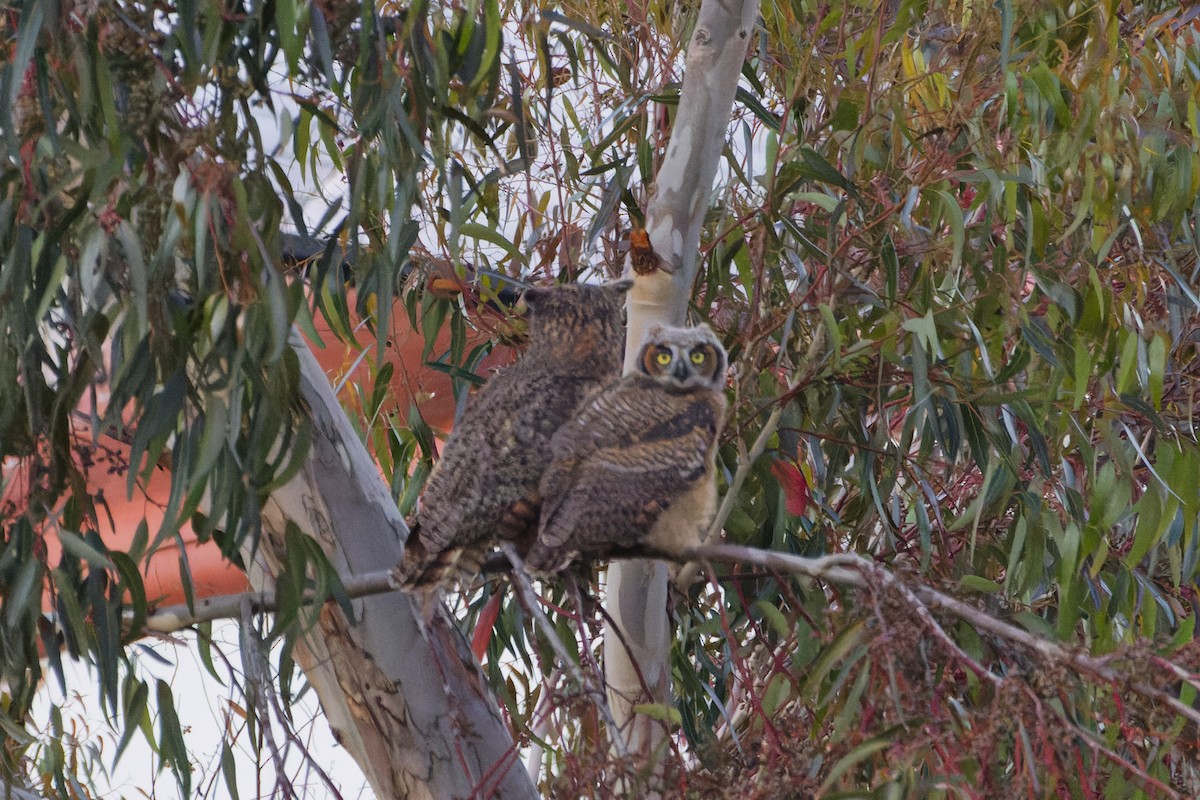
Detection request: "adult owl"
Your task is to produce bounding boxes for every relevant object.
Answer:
[396,279,633,589]
[523,323,728,573]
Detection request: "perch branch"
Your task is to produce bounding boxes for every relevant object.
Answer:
[140,570,399,633]
[132,543,1199,729]
[498,543,630,759]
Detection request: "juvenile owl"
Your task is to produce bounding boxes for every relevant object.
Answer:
[396,279,633,589]
[523,323,728,573]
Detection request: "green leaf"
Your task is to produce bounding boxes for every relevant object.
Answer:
[58,529,115,569]
[156,680,192,795]
[1027,63,1070,125]
[5,1,45,113]
[467,0,502,90]
[1127,489,1177,568]
[799,147,853,195]
[459,221,527,267]
[802,619,866,699]
[792,191,841,213]
[632,703,682,726]
[930,188,965,272]
[111,552,147,636]
[817,729,898,793]
[1148,332,1166,410]
[751,600,791,638]
[221,741,240,800]
[114,680,149,767]
[1115,328,1139,396]
[960,575,1002,594]
[276,0,299,72]
[4,557,41,627]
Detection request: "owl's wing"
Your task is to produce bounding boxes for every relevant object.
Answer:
[408,369,596,561]
[535,379,722,557]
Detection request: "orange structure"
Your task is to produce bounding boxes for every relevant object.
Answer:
[2,297,512,611]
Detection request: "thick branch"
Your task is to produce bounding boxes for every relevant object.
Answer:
[688,544,1200,728]
[246,336,536,799]
[607,0,762,764]
[142,571,399,633]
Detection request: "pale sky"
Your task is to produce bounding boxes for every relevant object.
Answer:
[33,621,371,799]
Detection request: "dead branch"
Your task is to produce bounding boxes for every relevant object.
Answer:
[687,544,1200,728]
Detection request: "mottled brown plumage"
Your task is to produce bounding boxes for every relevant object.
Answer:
[396,279,632,589]
[524,323,728,573]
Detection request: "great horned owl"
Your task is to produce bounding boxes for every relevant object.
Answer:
[396,279,633,589]
[524,323,728,573]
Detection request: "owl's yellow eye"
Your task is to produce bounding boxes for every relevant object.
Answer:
[655,351,673,366]
[690,350,707,365]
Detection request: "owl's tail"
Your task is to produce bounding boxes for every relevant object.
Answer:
[520,541,576,577]
[393,528,489,592]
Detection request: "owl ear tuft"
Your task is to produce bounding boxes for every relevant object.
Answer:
[518,286,551,314]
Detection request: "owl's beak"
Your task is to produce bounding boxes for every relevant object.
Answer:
[672,360,689,381]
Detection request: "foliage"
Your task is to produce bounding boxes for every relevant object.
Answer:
[0,0,512,794]
[673,1,1200,796]
[3,0,1200,797]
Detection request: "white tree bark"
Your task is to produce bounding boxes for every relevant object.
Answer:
[605,0,761,760]
[251,336,536,799]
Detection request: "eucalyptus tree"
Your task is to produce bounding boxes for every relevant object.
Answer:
[5,0,1200,798]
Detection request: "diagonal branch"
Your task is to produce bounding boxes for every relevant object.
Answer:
[688,544,1200,728]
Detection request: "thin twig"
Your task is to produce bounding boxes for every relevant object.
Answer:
[240,600,301,800]
[1153,654,1200,688]
[688,543,1200,728]
[523,668,562,784]
[498,543,630,759]
[259,620,347,800]
[706,403,785,543]
[864,559,1000,685]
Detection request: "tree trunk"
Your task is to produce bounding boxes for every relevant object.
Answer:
[253,335,536,799]
[605,0,761,763]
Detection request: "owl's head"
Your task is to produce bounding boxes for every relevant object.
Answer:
[520,279,632,345]
[638,324,727,390]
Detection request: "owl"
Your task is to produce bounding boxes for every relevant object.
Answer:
[396,279,633,589]
[523,323,728,574]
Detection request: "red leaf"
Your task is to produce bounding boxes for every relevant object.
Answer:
[471,591,505,662]
[771,458,810,517]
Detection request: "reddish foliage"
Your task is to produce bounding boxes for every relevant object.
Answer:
[769,458,810,517]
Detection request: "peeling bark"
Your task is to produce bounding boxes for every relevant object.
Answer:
[252,336,536,799]
[605,0,761,766]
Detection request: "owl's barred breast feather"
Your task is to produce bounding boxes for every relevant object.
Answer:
[525,323,728,574]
